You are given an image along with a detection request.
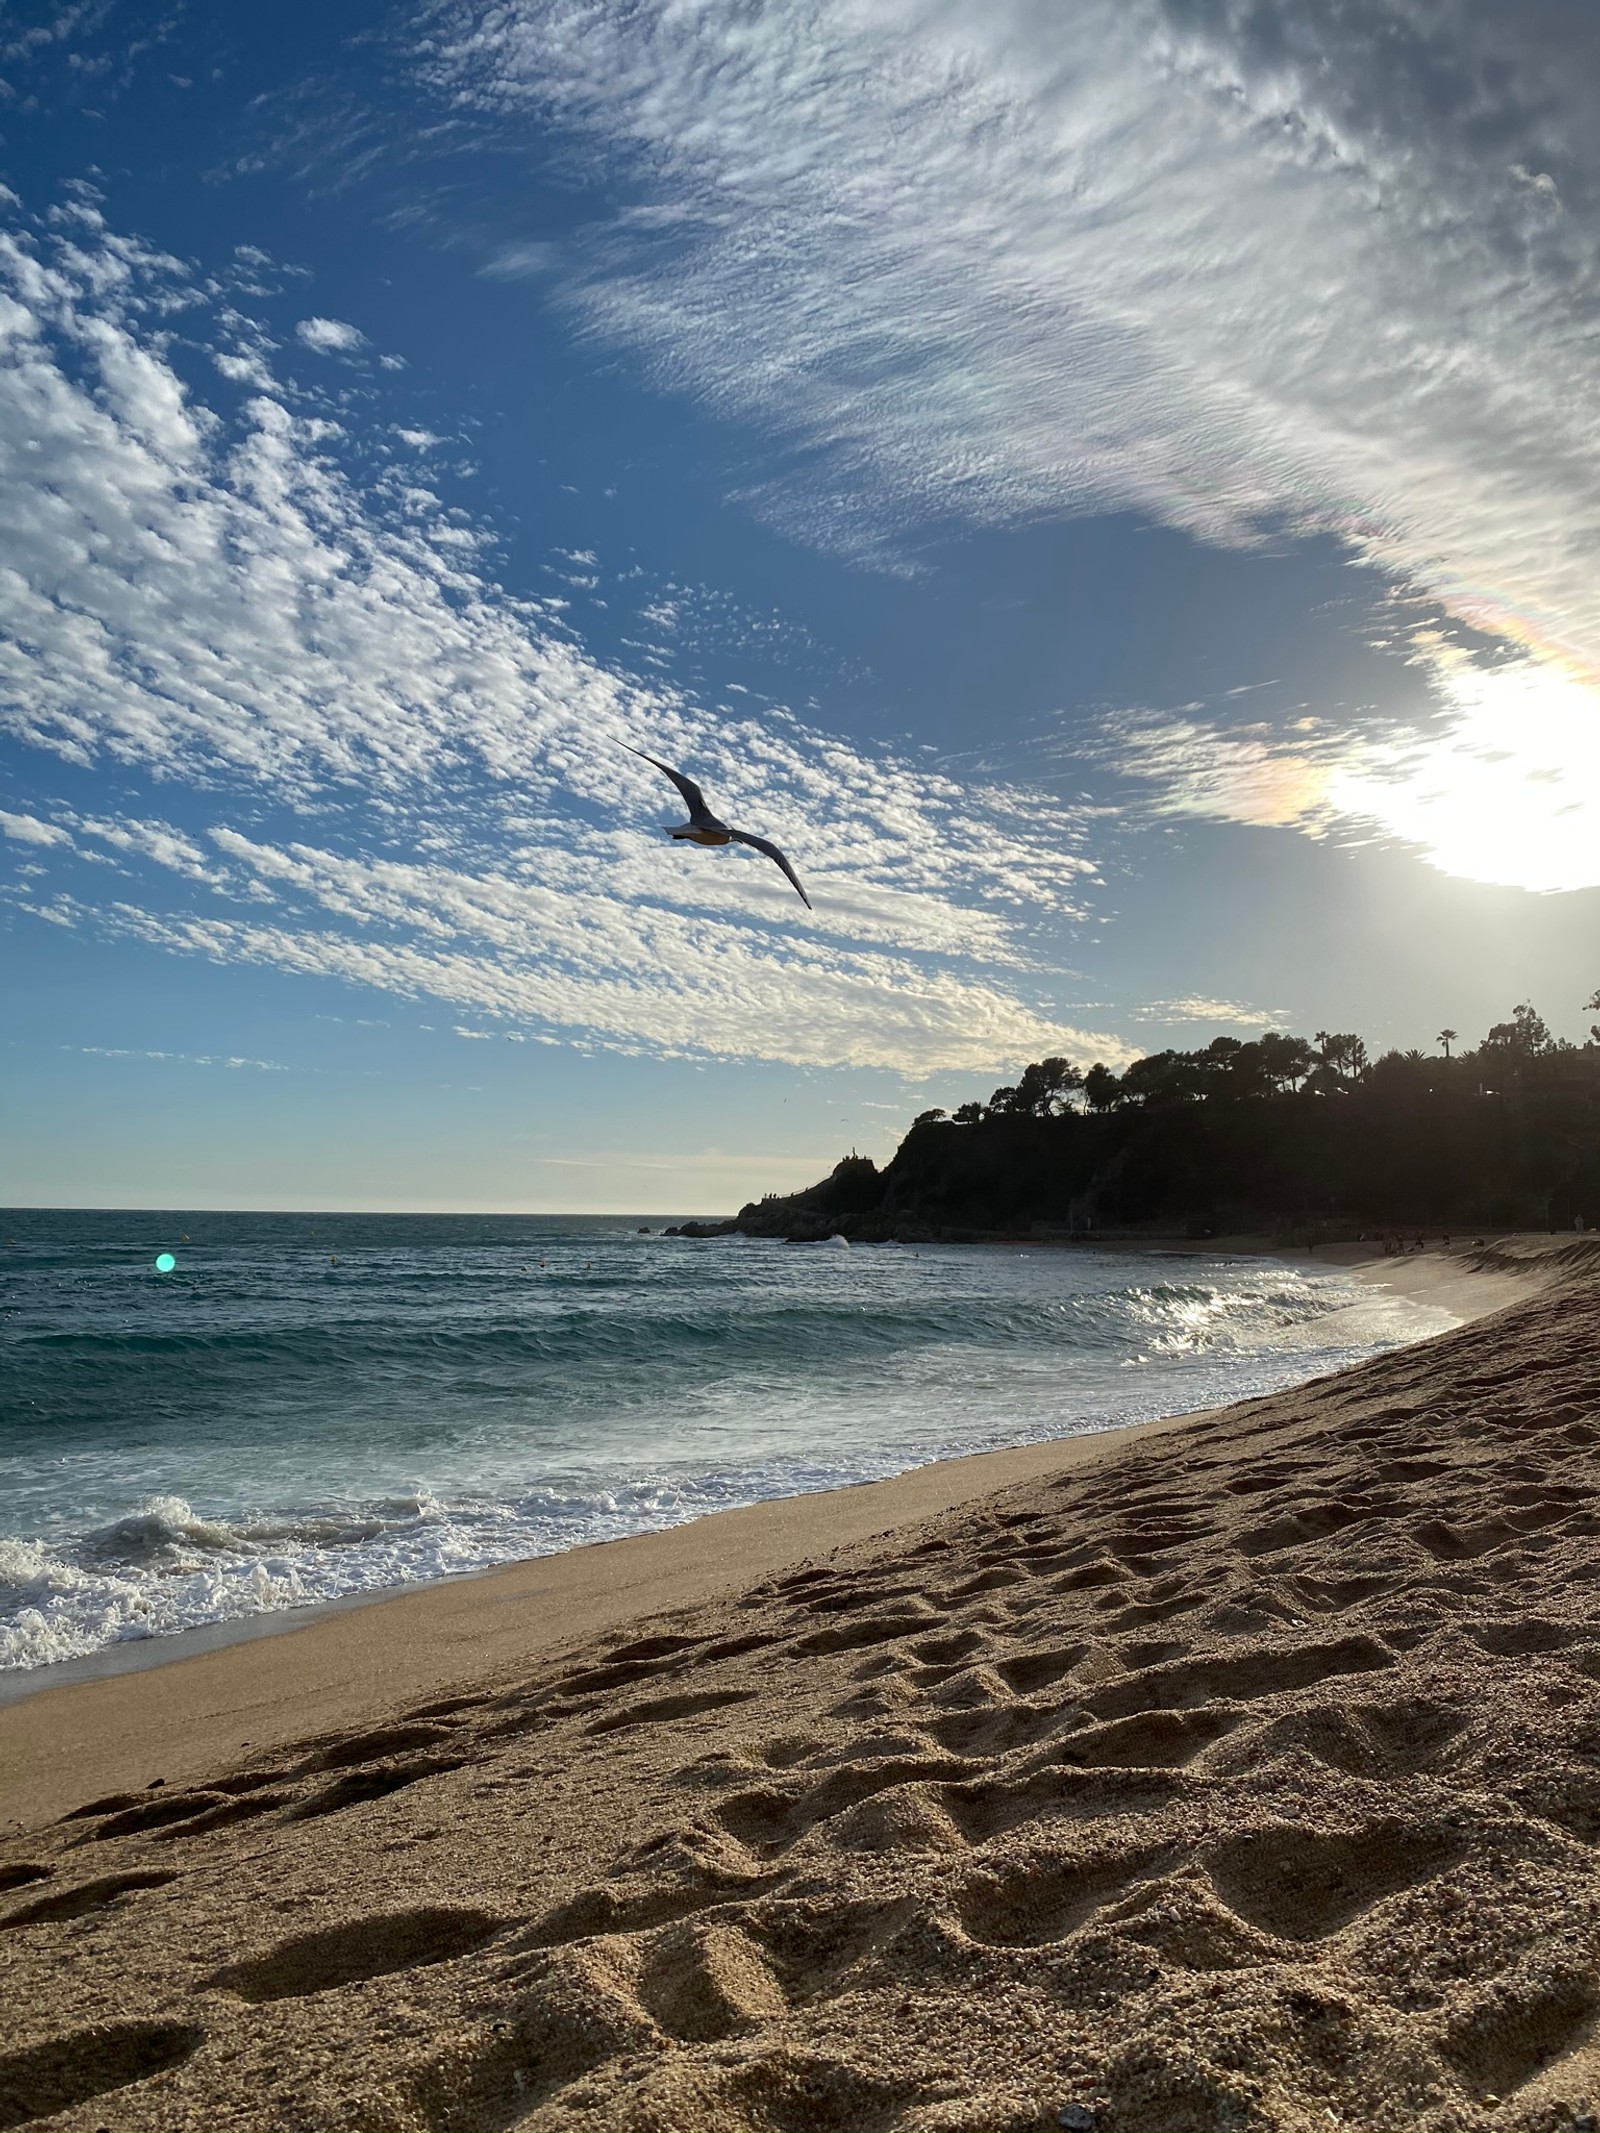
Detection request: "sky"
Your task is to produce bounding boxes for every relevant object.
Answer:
[4,0,1600,1212]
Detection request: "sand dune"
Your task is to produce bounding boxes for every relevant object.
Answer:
[5,1252,1600,2131]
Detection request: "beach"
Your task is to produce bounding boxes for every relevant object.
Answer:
[2,1237,1595,2132]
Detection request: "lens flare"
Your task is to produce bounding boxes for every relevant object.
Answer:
[154,1252,176,1273]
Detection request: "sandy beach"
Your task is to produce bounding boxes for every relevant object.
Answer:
[3,1236,1595,2132]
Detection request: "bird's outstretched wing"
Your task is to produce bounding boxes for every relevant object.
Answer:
[622,744,715,827]
[729,827,813,909]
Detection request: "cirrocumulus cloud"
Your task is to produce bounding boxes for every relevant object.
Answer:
[0,205,1121,1075]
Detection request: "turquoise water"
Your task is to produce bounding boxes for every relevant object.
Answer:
[0,1210,1455,1670]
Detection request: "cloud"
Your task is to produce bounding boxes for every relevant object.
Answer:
[0,809,70,846]
[0,1,176,110]
[18,824,1125,1074]
[1112,645,1600,893]
[419,0,1600,658]
[1135,997,1291,1028]
[295,315,367,355]
[416,0,1600,887]
[479,241,558,280]
[0,205,1120,1075]
[1104,714,1336,835]
[70,1044,289,1071]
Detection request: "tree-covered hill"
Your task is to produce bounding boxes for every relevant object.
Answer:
[739,1002,1600,1241]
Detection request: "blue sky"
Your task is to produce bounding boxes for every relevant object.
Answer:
[4,0,1600,1211]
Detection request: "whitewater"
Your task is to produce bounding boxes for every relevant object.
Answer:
[0,1210,1456,1673]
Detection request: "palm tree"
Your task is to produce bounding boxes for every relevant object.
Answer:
[1437,1028,1457,1059]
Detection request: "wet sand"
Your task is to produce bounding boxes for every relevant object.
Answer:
[2,1239,1593,2133]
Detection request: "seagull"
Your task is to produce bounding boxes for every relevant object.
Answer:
[623,745,813,909]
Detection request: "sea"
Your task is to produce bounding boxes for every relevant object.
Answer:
[0,1209,1458,1678]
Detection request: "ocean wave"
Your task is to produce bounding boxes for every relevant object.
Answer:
[0,1226,1460,1672]
[0,1542,309,1672]
[66,1494,453,1572]
[77,1496,245,1567]
[3,1277,1355,1386]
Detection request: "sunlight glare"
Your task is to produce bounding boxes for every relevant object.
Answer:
[1330,655,1600,894]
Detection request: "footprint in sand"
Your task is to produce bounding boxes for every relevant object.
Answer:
[0,2021,203,2131]
[3,1870,179,1929]
[213,1906,502,2001]
[291,1754,470,1820]
[1205,1820,1468,1940]
[1438,1964,1599,2100]
[956,1843,1168,1948]
[0,1865,51,1893]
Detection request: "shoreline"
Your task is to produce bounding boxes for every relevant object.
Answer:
[0,1236,1492,1714]
[0,1237,1553,1833]
[0,1417,1205,1831]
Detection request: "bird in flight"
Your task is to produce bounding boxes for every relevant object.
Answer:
[623,746,813,909]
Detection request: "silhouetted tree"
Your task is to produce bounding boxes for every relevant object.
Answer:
[1083,1063,1123,1112]
[1013,1056,1083,1116]
[984,1057,1084,1118]
[1119,1050,1206,1106]
[1257,1032,1315,1091]
[1310,1032,1368,1091]
[1476,1003,1560,1091]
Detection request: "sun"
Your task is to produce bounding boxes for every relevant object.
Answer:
[1330,653,1600,894]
